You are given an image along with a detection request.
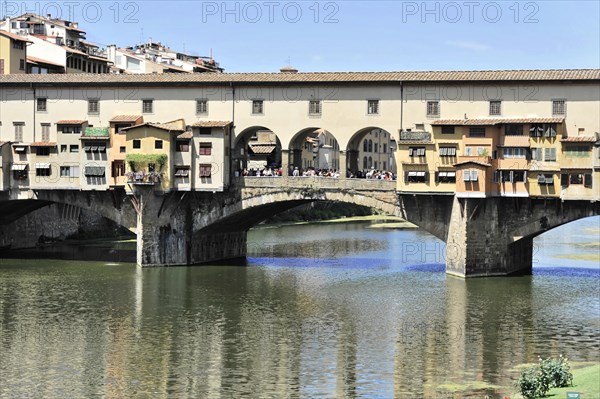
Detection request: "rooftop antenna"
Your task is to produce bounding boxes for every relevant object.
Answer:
[210,48,213,61]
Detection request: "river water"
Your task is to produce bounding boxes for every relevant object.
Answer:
[0,218,598,398]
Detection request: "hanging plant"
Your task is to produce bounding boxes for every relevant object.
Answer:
[126,153,168,172]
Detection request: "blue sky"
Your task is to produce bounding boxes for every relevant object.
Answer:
[3,1,599,72]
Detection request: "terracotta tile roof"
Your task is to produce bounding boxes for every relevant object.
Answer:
[29,142,57,147]
[248,144,276,154]
[454,160,492,167]
[56,119,86,124]
[498,136,531,147]
[560,136,597,142]
[0,30,33,43]
[121,122,184,132]
[176,131,193,139]
[27,56,63,68]
[110,115,142,123]
[0,70,597,85]
[432,117,565,126]
[397,141,435,145]
[192,121,232,128]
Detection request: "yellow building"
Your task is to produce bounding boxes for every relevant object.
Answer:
[0,30,30,74]
[122,121,184,192]
[108,115,144,187]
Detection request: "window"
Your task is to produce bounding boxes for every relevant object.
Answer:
[13,41,24,50]
[36,147,50,156]
[88,99,99,114]
[505,125,523,136]
[537,174,554,185]
[155,140,163,149]
[196,99,208,114]
[36,98,47,112]
[544,148,556,161]
[174,167,190,178]
[199,127,212,135]
[142,99,153,113]
[489,100,501,116]
[374,143,378,153]
[408,147,426,157]
[544,124,557,138]
[469,127,485,137]
[462,170,479,182]
[309,100,322,115]
[36,164,51,177]
[501,170,527,183]
[564,145,590,158]
[552,99,566,116]
[436,171,456,183]
[252,100,263,115]
[199,164,212,177]
[363,140,368,152]
[531,148,542,161]
[41,124,50,142]
[367,100,379,115]
[563,173,593,187]
[441,126,455,134]
[439,147,457,156]
[426,101,439,117]
[120,146,126,153]
[19,59,25,70]
[464,146,487,156]
[61,145,67,153]
[176,141,190,152]
[70,145,79,153]
[199,142,212,155]
[363,156,368,169]
[368,140,373,152]
[503,148,527,159]
[60,166,79,178]
[383,144,387,153]
[404,171,428,183]
[133,140,141,149]
[14,123,24,142]
[530,123,557,138]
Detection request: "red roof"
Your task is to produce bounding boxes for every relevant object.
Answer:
[432,117,565,126]
[560,136,596,142]
[27,56,64,68]
[192,121,232,128]
[0,30,32,43]
[110,115,142,123]
[30,142,57,147]
[56,120,86,125]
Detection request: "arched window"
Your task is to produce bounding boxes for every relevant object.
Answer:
[374,143,378,153]
[363,140,368,152]
[368,140,373,152]
[368,156,373,168]
[363,156,368,169]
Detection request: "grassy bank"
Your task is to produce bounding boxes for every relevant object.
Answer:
[545,364,600,398]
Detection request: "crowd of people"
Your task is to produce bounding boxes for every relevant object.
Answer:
[236,167,395,180]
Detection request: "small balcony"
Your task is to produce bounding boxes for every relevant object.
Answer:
[126,171,162,185]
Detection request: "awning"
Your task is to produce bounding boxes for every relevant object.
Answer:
[408,171,417,177]
[90,146,99,152]
[35,163,50,169]
[97,146,106,152]
[84,146,92,152]
[11,164,28,171]
[439,172,447,177]
[416,171,426,177]
[84,166,105,177]
[447,172,456,177]
[249,144,276,154]
[14,146,26,152]
[175,168,190,177]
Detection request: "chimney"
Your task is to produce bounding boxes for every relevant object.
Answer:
[280,65,298,73]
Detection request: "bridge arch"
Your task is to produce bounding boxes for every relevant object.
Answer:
[346,126,398,177]
[288,127,341,173]
[232,126,282,173]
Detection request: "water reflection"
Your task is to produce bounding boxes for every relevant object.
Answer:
[0,220,598,397]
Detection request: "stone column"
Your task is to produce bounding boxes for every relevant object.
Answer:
[281,149,290,176]
[339,150,347,179]
[346,149,359,176]
[446,197,533,277]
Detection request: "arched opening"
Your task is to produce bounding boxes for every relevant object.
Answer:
[346,127,397,179]
[233,126,282,176]
[288,127,341,176]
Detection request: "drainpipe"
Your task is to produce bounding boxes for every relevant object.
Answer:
[230,82,235,182]
[399,82,404,133]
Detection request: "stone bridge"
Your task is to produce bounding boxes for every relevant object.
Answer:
[1,178,598,277]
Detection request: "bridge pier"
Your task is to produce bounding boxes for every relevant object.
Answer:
[446,197,534,277]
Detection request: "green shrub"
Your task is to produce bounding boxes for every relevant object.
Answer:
[539,355,573,388]
[517,366,549,399]
[516,356,573,399]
